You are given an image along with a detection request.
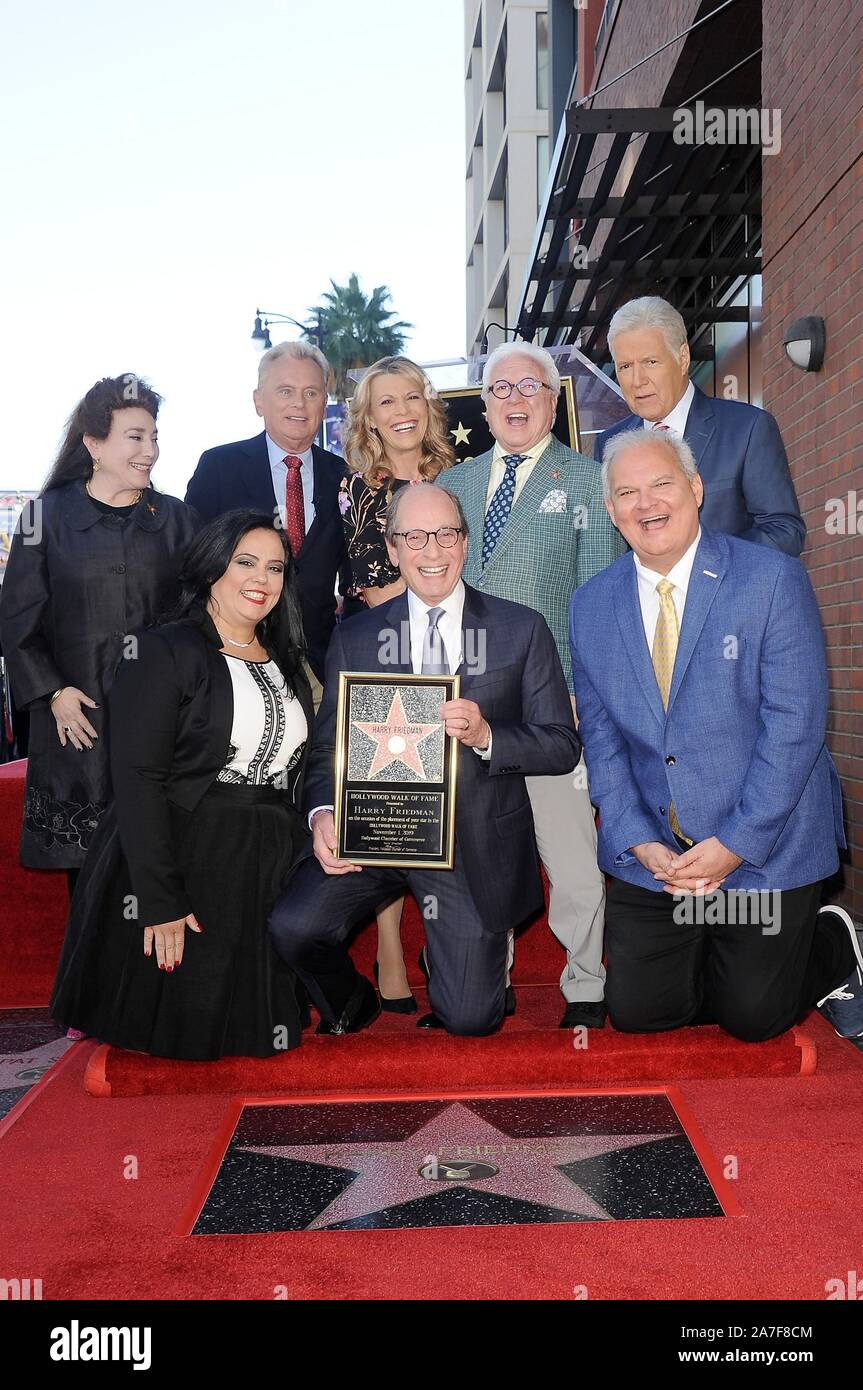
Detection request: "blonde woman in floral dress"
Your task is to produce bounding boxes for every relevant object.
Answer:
[339,357,454,1011]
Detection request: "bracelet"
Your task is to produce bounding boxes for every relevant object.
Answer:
[50,688,65,706]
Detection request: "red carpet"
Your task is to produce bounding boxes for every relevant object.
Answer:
[0,760,832,1099]
[0,1023,860,1300]
[87,1013,817,1098]
[3,759,863,1299]
[0,773,68,1007]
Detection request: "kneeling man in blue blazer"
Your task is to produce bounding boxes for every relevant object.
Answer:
[270,484,581,1036]
[568,428,863,1042]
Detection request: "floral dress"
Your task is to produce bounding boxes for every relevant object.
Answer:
[338,473,411,598]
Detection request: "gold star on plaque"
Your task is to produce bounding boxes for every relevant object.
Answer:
[451,421,472,447]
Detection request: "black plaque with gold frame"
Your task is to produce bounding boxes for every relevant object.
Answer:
[334,672,460,868]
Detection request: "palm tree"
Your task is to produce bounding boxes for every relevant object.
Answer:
[305,273,412,400]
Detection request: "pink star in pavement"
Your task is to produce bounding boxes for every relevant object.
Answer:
[241,1102,677,1229]
[354,688,439,779]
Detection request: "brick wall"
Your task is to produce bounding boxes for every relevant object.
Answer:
[761,0,863,917]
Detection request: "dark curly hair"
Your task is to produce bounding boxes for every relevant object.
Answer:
[161,509,307,679]
[42,374,161,494]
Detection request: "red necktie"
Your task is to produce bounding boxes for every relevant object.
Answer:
[652,422,670,431]
[284,455,305,558]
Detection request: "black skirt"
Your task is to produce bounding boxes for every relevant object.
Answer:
[50,782,308,1059]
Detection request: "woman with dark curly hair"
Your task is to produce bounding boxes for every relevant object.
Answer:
[338,357,455,1011]
[50,510,313,1059]
[0,375,198,895]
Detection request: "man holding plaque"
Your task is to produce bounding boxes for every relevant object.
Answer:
[268,485,581,1036]
[441,342,626,1029]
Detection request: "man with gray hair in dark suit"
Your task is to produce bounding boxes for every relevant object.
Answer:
[594,295,805,556]
[269,483,581,1037]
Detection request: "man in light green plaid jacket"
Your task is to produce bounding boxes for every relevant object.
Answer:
[440,343,626,1028]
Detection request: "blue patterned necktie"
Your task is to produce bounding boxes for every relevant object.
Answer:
[482,453,526,566]
[421,606,450,675]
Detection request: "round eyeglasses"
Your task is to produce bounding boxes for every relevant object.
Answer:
[391,526,464,550]
[489,376,552,400]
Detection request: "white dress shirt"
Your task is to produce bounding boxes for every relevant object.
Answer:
[633,528,702,649]
[405,582,464,674]
[643,379,695,436]
[406,581,490,759]
[485,433,553,507]
[309,580,489,827]
[266,434,316,530]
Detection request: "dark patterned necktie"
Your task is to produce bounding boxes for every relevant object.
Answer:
[421,607,450,675]
[482,453,525,566]
[284,455,305,558]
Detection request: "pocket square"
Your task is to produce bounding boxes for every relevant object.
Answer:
[538,489,568,514]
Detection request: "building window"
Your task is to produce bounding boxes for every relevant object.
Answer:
[537,134,550,212]
[595,0,620,64]
[536,11,549,111]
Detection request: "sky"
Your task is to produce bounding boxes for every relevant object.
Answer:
[0,0,466,498]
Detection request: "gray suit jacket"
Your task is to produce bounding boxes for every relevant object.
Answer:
[440,434,626,690]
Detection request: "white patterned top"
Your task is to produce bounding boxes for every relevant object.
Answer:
[217,654,307,787]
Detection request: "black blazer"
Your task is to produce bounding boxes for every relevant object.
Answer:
[184,431,350,680]
[595,385,806,555]
[108,608,313,928]
[307,585,581,933]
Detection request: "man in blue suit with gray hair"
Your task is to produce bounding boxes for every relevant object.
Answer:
[594,295,805,556]
[568,428,862,1042]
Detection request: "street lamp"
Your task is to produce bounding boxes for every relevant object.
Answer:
[251,308,323,353]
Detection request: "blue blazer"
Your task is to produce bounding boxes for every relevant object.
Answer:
[307,585,581,932]
[185,431,350,681]
[594,385,805,556]
[568,528,844,892]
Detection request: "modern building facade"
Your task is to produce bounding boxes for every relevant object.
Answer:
[464,0,554,355]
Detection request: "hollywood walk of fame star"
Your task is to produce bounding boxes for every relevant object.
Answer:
[240,1102,678,1230]
[0,1037,71,1089]
[450,420,472,447]
[354,689,439,779]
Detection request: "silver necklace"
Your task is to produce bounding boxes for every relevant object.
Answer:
[218,630,257,649]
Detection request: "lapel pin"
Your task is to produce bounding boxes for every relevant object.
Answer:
[549,469,561,479]
[702,569,718,578]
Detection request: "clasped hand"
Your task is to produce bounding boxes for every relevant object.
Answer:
[633,837,743,895]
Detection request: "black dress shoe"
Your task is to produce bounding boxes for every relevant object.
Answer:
[316,976,381,1035]
[417,1011,445,1029]
[559,999,607,1029]
[373,961,417,1015]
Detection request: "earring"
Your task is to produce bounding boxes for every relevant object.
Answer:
[92,459,101,471]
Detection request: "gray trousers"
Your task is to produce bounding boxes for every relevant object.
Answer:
[506,758,606,1002]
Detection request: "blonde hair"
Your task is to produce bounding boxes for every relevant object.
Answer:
[343,356,454,488]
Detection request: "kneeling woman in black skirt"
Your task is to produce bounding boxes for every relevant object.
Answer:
[51,510,313,1059]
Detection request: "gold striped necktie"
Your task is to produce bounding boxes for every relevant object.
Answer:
[651,578,691,844]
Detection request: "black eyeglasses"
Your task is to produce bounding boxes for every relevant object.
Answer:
[390,526,464,550]
[489,377,553,400]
